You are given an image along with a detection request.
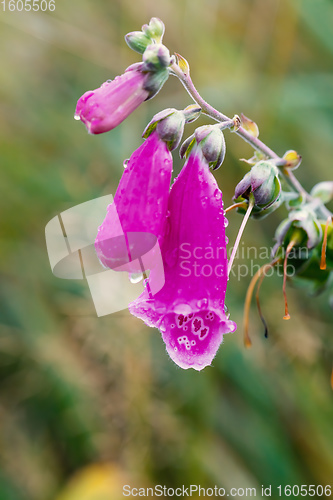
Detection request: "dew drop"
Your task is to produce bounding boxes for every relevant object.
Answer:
[224,304,230,319]
[225,236,229,244]
[129,272,144,284]
[106,79,112,83]
[174,303,192,315]
[123,159,129,168]
[214,189,221,200]
[224,218,229,227]
[74,114,80,121]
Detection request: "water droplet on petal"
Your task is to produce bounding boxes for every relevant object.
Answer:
[123,159,129,168]
[74,114,80,121]
[106,79,112,83]
[174,303,192,315]
[214,189,221,200]
[129,272,144,284]
[224,218,229,227]
[225,236,229,244]
[224,304,230,319]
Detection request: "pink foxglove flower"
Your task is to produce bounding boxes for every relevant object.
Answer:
[95,130,173,271]
[75,67,150,134]
[75,44,171,135]
[129,145,236,370]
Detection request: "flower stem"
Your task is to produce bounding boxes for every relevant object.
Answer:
[170,61,332,218]
[227,195,255,276]
[225,201,248,213]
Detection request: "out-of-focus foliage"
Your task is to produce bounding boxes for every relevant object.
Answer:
[0,1,332,499]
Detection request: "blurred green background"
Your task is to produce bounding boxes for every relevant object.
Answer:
[1,0,333,499]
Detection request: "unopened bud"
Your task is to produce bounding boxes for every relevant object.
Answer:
[142,44,171,71]
[142,106,200,151]
[142,18,165,43]
[272,208,323,257]
[310,181,333,204]
[194,125,226,170]
[125,31,152,54]
[234,161,281,209]
[283,150,302,170]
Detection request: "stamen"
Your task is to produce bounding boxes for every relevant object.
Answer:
[256,272,269,338]
[320,216,332,270]
[225,201,248,214]
[243,258,280,347]
[282,240,296,320]
[228,196,255,276]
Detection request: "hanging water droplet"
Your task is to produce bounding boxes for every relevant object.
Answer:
[106,79,112,83]
[225,236,229,244]
[129,272,144,284]
[74,114,80,121]
[123,158,129,168]
[224,304,230,319]
[224,218,229,227]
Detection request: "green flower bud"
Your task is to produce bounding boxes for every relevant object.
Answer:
[125,31,152,54]
[193,125,226,170]
[234,161,281,210]
[142,106,200,151]
[142,18,165,43]
[272,208,323,257]
[142,44,171,71]
[310,181,333,205]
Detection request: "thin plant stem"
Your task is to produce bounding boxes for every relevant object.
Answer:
[320,216,332,270]
[225,201,247,213]
[170,61,332,219]
[228,196,255,276]
[282,240,297,320]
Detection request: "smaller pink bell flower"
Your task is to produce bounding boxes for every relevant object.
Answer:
[75,44,171,134]
[75,67,150,134]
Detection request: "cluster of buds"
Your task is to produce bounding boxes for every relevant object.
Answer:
[75,18,172,134]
